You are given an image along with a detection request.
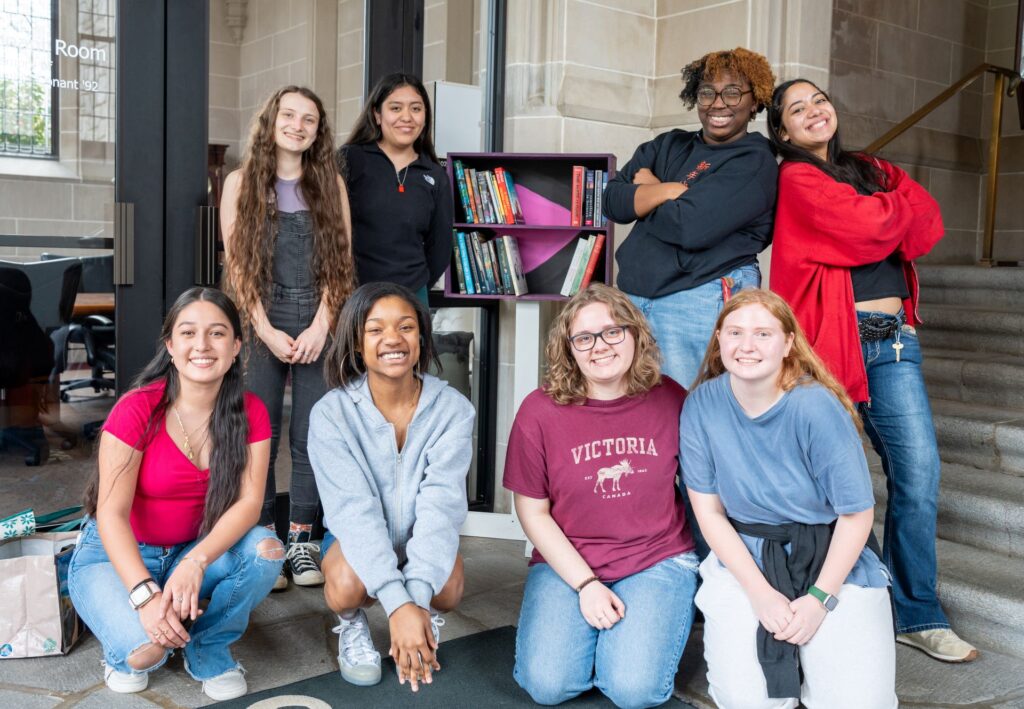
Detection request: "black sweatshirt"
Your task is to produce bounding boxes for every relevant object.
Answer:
[338,142,453,291]
[604,129,777,298]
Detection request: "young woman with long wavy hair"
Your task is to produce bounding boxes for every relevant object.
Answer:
[504,283,698,708]
[68,288,282,702]
[221,86,355,591]
[766,78,976,664]
[681,289,895,708]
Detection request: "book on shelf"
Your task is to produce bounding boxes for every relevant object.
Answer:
[593,170,604,228]
[569,235,595,295]
[559,237,590,296]
[601,171,608,226]
[484,239,504,294]
[578,233,605,291]
[494,236,513,293]
[570,165,585,227]
[475,171,496,224]
[453,160,475,223]
[464,167,480,223]
[502,171,526,224]
[493,167,516,225]
[451,237,467,293]
[487,171,510,224]
[583,169,595,226]
[455,231,476,294]
[503,235,529,296]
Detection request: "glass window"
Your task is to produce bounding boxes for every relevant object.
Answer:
[0,0,58,157]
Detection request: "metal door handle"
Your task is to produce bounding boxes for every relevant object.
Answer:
[113,202,134,285]
[196,206,219,286]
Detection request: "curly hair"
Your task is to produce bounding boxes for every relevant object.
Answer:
[224,86,355,341]
[691,289,862,431]
[544,284,661,405]
[679,47,776,113]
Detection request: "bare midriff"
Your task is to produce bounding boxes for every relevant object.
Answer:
[854,296,903,315]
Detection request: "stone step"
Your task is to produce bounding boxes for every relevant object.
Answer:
[918,264,1024,310]
[870,459,1024,559]
[918,303,1024,357]
[922,348,1024,409]
[932,398,1024,476]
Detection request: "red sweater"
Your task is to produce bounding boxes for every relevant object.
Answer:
[769,159,944,403]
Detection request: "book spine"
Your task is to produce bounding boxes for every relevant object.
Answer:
[452,233,467,293]
[489,239,507,294]
[584,169,595,226]
[570,165,584,227]
[560,238,588,297]
[479,234,498,294]
[467,168,484,222]
[486,171,508,223]
[601,172,608,226]
[495,235,513,294]
[465,232,483,293]
[578,233,605,290]
[472,232,494,294]
[494,167,516,225]
[463,167,479,222]
[504,171,526,224]
[453,160,475,223]
[505,236,529,296]
[569,235,595,295]
[456,231,475,294]
[476,172,495,223]
[593,170,603,229]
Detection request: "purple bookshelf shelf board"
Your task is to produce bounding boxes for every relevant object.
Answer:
[453,224,606,232]
[443,292,569,302]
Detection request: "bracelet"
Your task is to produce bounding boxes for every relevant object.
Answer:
[575,575,600,594]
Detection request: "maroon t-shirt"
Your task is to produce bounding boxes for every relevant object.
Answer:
[503,377,694,581]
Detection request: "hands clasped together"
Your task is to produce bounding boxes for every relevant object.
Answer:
[751,586,827,646]
[141,557,206,650]
[260,320,329,365]
[388,603,440,692]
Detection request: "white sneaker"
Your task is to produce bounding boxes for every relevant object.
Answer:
[897,628,979,663]
[333,609,382,686]
[104,664,148,693]
[202,668,248,701]
[272,566,288,591]
[287,541,325,587]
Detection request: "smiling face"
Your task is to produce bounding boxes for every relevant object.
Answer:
[360,295,421,383]
[274,91,320,155]
[717,303,794,390]
[165,300,241,388]
[777,81,836,160]
[374,84,426,153]
[697,70,756,145]
[569,303,636,399]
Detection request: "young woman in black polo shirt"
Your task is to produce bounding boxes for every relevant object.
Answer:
[338,73,453,304]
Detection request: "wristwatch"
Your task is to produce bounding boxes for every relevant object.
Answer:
[807,584,838,612]
[128,578,160,610]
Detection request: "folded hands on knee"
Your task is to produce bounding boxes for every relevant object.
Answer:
[578,582,626,630]
[751,586,826,645]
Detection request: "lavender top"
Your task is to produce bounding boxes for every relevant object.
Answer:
[275,177,309,213]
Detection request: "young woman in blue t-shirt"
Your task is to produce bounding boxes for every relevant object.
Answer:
[679,289,896,709]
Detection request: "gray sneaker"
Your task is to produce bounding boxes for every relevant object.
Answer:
[333,610,382,686]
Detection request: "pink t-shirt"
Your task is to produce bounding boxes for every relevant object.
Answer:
[101,382,271,546]
[503,377,694,581]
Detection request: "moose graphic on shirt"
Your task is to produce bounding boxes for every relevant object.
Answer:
[593,459,634,494]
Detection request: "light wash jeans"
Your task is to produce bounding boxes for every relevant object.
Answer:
[628,262,761,559]
[68,520,282,679]
[514,552,699,709]
[858,311,950,633]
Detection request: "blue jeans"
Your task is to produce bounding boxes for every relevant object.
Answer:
[857,311,949,633]
[68,521,283,679]
[628,262,760,559]
[514,552,699,708]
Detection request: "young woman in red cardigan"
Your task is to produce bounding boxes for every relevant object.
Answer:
[766,79,977,664]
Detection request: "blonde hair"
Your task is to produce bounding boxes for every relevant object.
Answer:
[691,289,862,430]
[544,283,661,405]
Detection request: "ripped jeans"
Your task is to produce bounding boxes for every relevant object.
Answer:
[68,521,283,679]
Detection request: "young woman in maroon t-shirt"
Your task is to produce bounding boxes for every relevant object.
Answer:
[68,288,282,702]
[503,283,698,707]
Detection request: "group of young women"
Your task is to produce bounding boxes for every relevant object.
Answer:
[63,43,970,709]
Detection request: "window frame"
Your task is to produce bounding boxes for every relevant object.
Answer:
[0,0,60,159]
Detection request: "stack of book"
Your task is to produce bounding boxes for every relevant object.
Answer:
[570,166,607,228]
[451,230,529,296]
[559,234,606,297]
[452,160,526,225]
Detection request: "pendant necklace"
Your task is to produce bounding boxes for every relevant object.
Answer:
[396,165,410,193]
[173,406,209,462]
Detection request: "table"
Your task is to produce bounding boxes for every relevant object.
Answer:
[73,293,114,318]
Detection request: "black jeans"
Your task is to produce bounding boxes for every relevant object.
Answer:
[247,284,329,526]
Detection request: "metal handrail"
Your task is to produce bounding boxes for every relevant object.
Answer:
[866,63,1022,266]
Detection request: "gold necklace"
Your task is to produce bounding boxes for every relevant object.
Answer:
[172,406,210,462]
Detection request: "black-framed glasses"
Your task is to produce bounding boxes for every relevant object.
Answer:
[696,86,753,107]
[568,325,629,352]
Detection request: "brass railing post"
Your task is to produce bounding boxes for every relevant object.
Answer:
[980,73,1007,266]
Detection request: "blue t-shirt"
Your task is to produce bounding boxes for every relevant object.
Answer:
[679,374,889,588]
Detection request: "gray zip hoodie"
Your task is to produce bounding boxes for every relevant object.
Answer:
[308,373,474,616]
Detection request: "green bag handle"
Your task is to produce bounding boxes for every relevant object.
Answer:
[34,506,83,526]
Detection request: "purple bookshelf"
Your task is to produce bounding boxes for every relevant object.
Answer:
[445,152,616,302]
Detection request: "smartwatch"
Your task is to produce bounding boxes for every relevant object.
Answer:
[807,584,838,612]
[128,578,160,610]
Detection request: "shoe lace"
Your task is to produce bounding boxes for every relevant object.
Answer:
[333,614,380,665]
[430,614,445,644]
[286,542,320,575]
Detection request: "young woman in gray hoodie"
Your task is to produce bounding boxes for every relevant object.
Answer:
[308,282,475,692]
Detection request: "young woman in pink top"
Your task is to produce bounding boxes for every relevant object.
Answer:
[68,288,283,702]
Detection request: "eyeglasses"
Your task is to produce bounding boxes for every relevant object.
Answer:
[568,325,629,352]
[696,86,753,107]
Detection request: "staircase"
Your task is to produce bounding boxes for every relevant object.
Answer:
[870,264,1024,659]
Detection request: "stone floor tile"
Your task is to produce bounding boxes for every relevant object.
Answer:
[0,689,63,708]
[73,688,163,708]
[0,635,104,692]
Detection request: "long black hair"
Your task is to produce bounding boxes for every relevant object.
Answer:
[767,79,887,196]
[343,73,439,164]
[83,287,250,537]
[323,282,440,389]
